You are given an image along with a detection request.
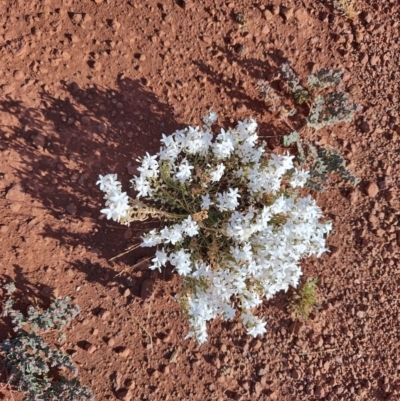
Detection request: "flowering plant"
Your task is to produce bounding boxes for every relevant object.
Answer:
[97,114,331,344]
[258,63,360,190]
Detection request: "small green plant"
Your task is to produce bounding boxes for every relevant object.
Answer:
[0,282,93,401]
[332,0,359,20]
[257,63,360,190]
[289,278,319,320]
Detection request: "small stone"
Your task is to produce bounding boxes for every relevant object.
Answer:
[123,228,132,239]
[183,0,194,9]
[262,24,270,34]
[13,70,24,80]
[269,391,278,400]
[117,347,131,358]
[360,121,370,133]
[100,310,111,320]
[126,379,136,390]
[106,337,115,347]
[348,84,361,96]
[257,368,267,376]
[94,0,103,3]
[123,288,131,298]
[359,53,369,65]
[81,116,91,125]
[163,14,172,23]
[367,182,379,198]
[370,55,380,66]
[356,310,366,318]
[110,19,121,31]
[62,51,71,60]
[32,133,46,148]
[314,385,325,397]
[1,84,14,95]
[91,328,99,336]
[291,369,302,380]
[272,5,280,15]
[91,61,102,71]
[86,344,97,354]
[98,122,108,133]
[236,103,247,113]
[263,9,273,19]
[294,8,308,25]
[140,279,155,300]
[254,382,263,395]
[116,389,132,401]
[281,6,294,20]
[71,13,83,25]
[361,12,372,23]
[66,202,77,215]
[139,54,146,61]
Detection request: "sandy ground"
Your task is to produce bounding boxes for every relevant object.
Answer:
[1,0,400,400]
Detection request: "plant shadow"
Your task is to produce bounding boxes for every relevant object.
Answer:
[0,78,181,286]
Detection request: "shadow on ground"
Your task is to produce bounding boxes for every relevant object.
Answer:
[0,79,180,264]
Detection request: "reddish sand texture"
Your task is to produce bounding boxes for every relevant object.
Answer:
[1,0,400,400]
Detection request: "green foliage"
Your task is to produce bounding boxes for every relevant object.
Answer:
[258,62,360,191]
[289,278,319,320]
[0,283,93,401]
[282,134,360,191]
[282,131,300,147]
[307,91,359,130]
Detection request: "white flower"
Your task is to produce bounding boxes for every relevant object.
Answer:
[203,111,218,126]
[184,126,213,155]
[150,248,168,272]
[169,249,192,276]
[290,168,309,188]
[174,158,194,183]
[201,194,213,210]
[241,313,267,337]
[98,179,130,223]
[212,129,235,159]
[137,152,159,178]
[269,153,294,176]
[132,175,152,198]
[160,226,183,245]
[97,174,120,192]
[216,188,240,211]
[181,216,199,237]
[141,229,162,247]
[209,163,225,182]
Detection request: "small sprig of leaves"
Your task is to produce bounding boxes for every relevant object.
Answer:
[332,0,359,20]
[280,63,359,129]
[0,283,93,401]
[281,63,311,104]
[283,132,359,191]
[307,91,359,130]
[289,278,319,320]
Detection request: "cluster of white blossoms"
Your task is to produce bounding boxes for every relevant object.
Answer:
[98,114,331,344]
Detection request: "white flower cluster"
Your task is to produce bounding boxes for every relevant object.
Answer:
[96,174,130,223]
[98,114,331,344]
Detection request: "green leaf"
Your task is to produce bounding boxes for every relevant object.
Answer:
[283,131,300,147]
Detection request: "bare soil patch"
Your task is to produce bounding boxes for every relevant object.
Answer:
[1,0,400,400]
